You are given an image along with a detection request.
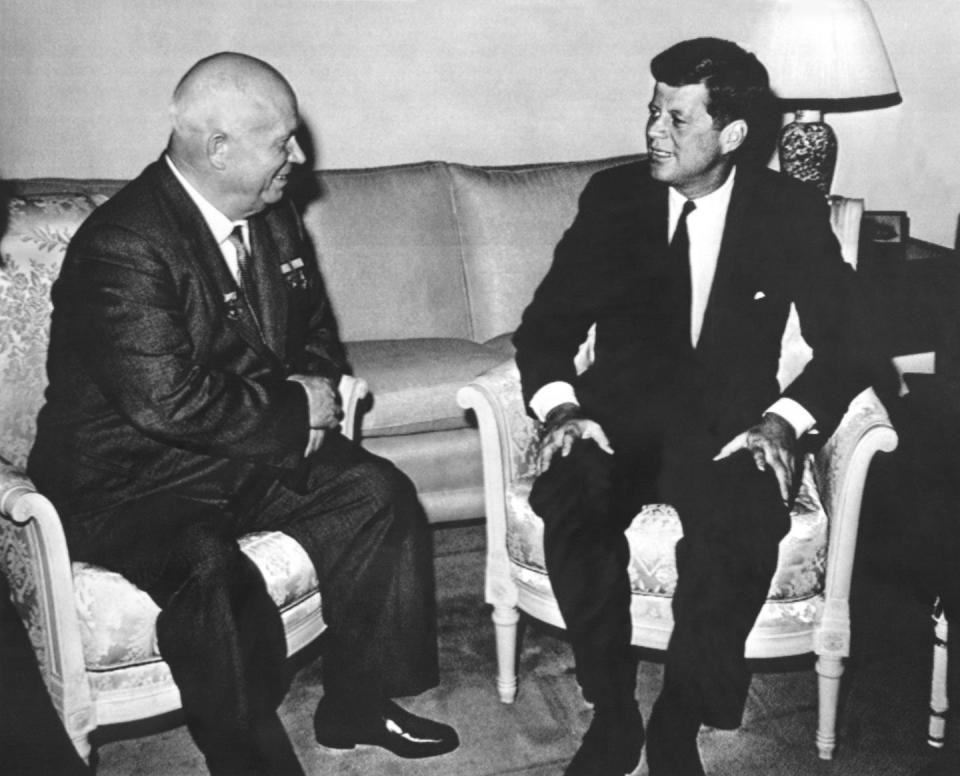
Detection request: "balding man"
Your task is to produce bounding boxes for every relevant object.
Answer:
[28,52,458,775]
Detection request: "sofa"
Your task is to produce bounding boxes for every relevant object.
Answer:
[1,153,640,526]
[0,154,639,756]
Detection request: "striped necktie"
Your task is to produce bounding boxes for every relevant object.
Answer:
[226,226,263,334]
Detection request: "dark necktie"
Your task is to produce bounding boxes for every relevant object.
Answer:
[670,199,696,342]
[226,226,263,334]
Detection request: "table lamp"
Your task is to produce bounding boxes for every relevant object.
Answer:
[751,0,900,195]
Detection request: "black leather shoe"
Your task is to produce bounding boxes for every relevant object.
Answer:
[314,697,459,759]
[564,705,644,776]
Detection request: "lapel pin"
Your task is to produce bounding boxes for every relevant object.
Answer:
[223,290,241,319]
[281,257,308,289]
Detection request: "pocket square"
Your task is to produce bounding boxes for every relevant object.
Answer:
[753,290,767,300]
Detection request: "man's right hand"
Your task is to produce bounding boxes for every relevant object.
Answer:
[537,402,613,472]
[288,374,343,430]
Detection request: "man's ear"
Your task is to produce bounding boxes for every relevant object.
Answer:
[720,119,748,155]
[207,132,228,171]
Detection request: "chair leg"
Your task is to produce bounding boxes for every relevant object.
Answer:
[815,654,843,760]
[70,732,92,764]
[492,603,519,704]
[929,599,949,749]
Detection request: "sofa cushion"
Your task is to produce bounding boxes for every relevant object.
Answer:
[72,531,320,670]
[450,155,643,343]
[347,338,505,437]
[301,162,472,342]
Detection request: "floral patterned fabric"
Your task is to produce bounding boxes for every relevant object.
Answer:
[506,452,827,603]
[74,531,321,670]
[0,194,96,469]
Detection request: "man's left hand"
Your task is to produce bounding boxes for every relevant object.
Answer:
[714,412,800,503]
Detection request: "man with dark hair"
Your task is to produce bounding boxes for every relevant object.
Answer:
[28,52,457,775]
[513,37,861,775]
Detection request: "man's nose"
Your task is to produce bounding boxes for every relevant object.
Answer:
[647,115,666,138]
[287,136,307,165]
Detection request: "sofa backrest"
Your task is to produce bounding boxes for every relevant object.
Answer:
[449,155,641,343]
[300,161,469,342]
[299,155,640,344]
[0,155,640,464]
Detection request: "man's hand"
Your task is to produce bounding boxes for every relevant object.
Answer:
[537,402,613,472]
[714,412,800,503]
[288,374,343,430]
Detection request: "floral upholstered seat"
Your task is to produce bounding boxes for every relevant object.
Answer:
[505,455,828,629]
[0,188,366,762]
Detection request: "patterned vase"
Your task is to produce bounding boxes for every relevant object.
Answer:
[778,110,837,196]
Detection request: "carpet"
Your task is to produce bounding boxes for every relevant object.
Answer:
[38,522,960,775]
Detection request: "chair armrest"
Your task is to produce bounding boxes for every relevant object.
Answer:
[0,461,40,524]
[812,387,898,654]
[457,359,541,608]
[338,374,369,442]
[457,359,540,487]
[0,459,95,737]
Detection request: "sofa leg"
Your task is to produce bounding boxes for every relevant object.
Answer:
[929,600,949,749]
[815,654,843,760]
[492,603,519,704]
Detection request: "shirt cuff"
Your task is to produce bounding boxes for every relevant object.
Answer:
[529,381,579,423]
[285,375,315,457]
[766,397,816,437]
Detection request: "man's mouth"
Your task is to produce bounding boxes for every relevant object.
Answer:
[649,148,673,160]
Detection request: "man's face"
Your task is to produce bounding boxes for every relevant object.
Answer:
[222,92,306,218]
[646,81,735,199]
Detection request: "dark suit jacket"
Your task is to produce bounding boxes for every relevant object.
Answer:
[28,158,347,520]
[513,160,860,444]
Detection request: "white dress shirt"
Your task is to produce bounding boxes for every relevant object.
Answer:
[529,167,815,437]
[165,155,250,283]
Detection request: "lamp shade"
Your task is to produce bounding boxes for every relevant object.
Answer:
[752,0,899,107]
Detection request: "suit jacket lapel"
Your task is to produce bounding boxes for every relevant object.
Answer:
[249,217,288,360]
[155,160,280,362]
[695,169,751,358]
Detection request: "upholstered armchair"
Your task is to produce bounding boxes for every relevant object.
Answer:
[456,197,899,761]
[0,375,366,762]
[0,190,370,761]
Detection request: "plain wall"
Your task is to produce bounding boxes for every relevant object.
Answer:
[1,0,957,246]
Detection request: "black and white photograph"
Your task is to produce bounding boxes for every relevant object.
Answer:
[2,2,959,775]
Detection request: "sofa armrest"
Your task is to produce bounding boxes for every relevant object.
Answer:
[0,458,95,742]
[338,374,369,442]
[811,387,898,657]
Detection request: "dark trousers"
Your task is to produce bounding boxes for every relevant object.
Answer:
[530,397,789,760]
[67,432,437,776]
[1,572,91,776]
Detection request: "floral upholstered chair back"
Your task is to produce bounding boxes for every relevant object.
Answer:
[0,193,101,469]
